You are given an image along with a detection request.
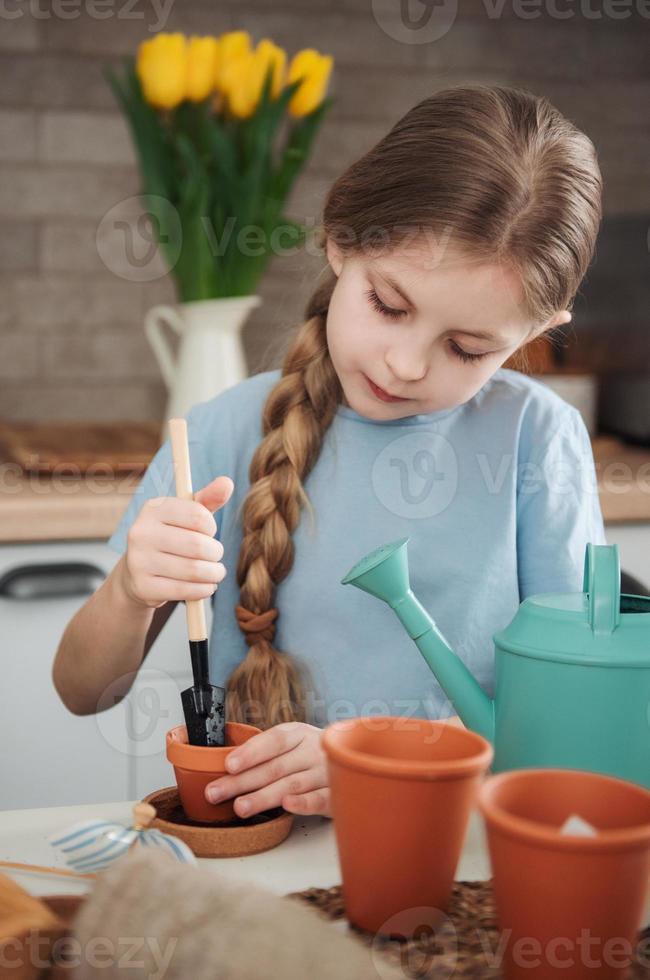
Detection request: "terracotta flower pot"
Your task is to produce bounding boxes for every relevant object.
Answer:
[166,722,261,824]
[322,715,493,936]
[478,768,650,980]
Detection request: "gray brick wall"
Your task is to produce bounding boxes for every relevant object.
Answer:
[0,1,648,420]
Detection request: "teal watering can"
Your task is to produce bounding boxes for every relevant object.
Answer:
[341,539,650,788]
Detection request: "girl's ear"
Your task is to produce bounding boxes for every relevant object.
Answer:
[552,309,572,327]
[531,309,572,340]
[546,309,572,330]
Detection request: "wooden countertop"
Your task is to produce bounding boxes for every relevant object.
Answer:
[0,422,156,544]
[0,467,141,543]
[0,427,648,544]
[592,436,650,524]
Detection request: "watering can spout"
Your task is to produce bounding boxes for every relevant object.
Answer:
[341,538,495,744]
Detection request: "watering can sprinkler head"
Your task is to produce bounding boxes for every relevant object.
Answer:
[340,537,412,606]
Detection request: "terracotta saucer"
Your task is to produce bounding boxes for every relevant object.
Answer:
[142,787,295,858]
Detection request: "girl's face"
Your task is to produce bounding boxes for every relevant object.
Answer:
[325,238,570,420]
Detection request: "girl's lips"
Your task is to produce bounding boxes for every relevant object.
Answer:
[364,374,409,403]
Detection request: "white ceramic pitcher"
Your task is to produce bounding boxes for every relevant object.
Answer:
[145,295,261,440]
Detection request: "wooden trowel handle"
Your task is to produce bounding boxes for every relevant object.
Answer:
[169,418,207,643]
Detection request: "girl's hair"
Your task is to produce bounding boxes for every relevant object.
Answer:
[224,83,603,730]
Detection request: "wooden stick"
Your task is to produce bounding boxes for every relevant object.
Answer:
[169,417,208,642]
[0,860,96,881]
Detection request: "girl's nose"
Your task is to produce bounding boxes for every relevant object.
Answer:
[384,349,429,384]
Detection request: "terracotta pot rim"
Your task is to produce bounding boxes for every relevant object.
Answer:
[479,768,650,852]
[322,716,494,781]
[166,722,261,772]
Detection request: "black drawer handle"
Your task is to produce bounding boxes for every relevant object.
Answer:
[0,562,106,599]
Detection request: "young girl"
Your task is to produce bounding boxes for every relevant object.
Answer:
[54,83,606,823]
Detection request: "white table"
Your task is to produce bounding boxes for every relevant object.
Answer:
[0,800,491,898]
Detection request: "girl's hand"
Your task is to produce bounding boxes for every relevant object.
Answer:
[119,475,234,609]
[204,722,331,819]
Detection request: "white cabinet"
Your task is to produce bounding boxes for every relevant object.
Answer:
[604,523,650,593]
[0,540,205,810]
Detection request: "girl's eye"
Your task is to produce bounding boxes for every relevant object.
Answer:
[448,340,488,363]
[365,287,489,363]
[365,287,406,321]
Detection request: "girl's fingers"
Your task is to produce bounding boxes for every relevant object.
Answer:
[233,769,327,819]
[225,723,307,775]
[205,742,320,803]
[157,524,224,563]
[282,788,332,818]
[148,550,227,585]
[143,497,217,537]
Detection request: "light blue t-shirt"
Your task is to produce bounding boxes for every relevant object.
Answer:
[107,367,606,728]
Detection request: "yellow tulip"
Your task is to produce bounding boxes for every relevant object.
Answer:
[287,48,333,118]
[255,38,286,100]
[186,35,219,102]
[221,38,287,119]
[220,51,256,119]
[136,32,188,111]
[214,30,252,93]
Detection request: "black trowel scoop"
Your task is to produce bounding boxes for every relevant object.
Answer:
[169,418,225,747]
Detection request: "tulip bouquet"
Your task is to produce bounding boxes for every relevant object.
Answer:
[106,32,334,301]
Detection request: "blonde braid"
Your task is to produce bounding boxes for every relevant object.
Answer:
[225,275,342,730]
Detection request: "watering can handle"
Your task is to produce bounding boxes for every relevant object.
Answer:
[144,305,185,391]
[582,543,621,634]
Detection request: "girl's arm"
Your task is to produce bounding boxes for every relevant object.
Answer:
[53,475,233,716]
[52,555,175,716]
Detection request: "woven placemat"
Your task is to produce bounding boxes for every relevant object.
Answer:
[286,881,650,979]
